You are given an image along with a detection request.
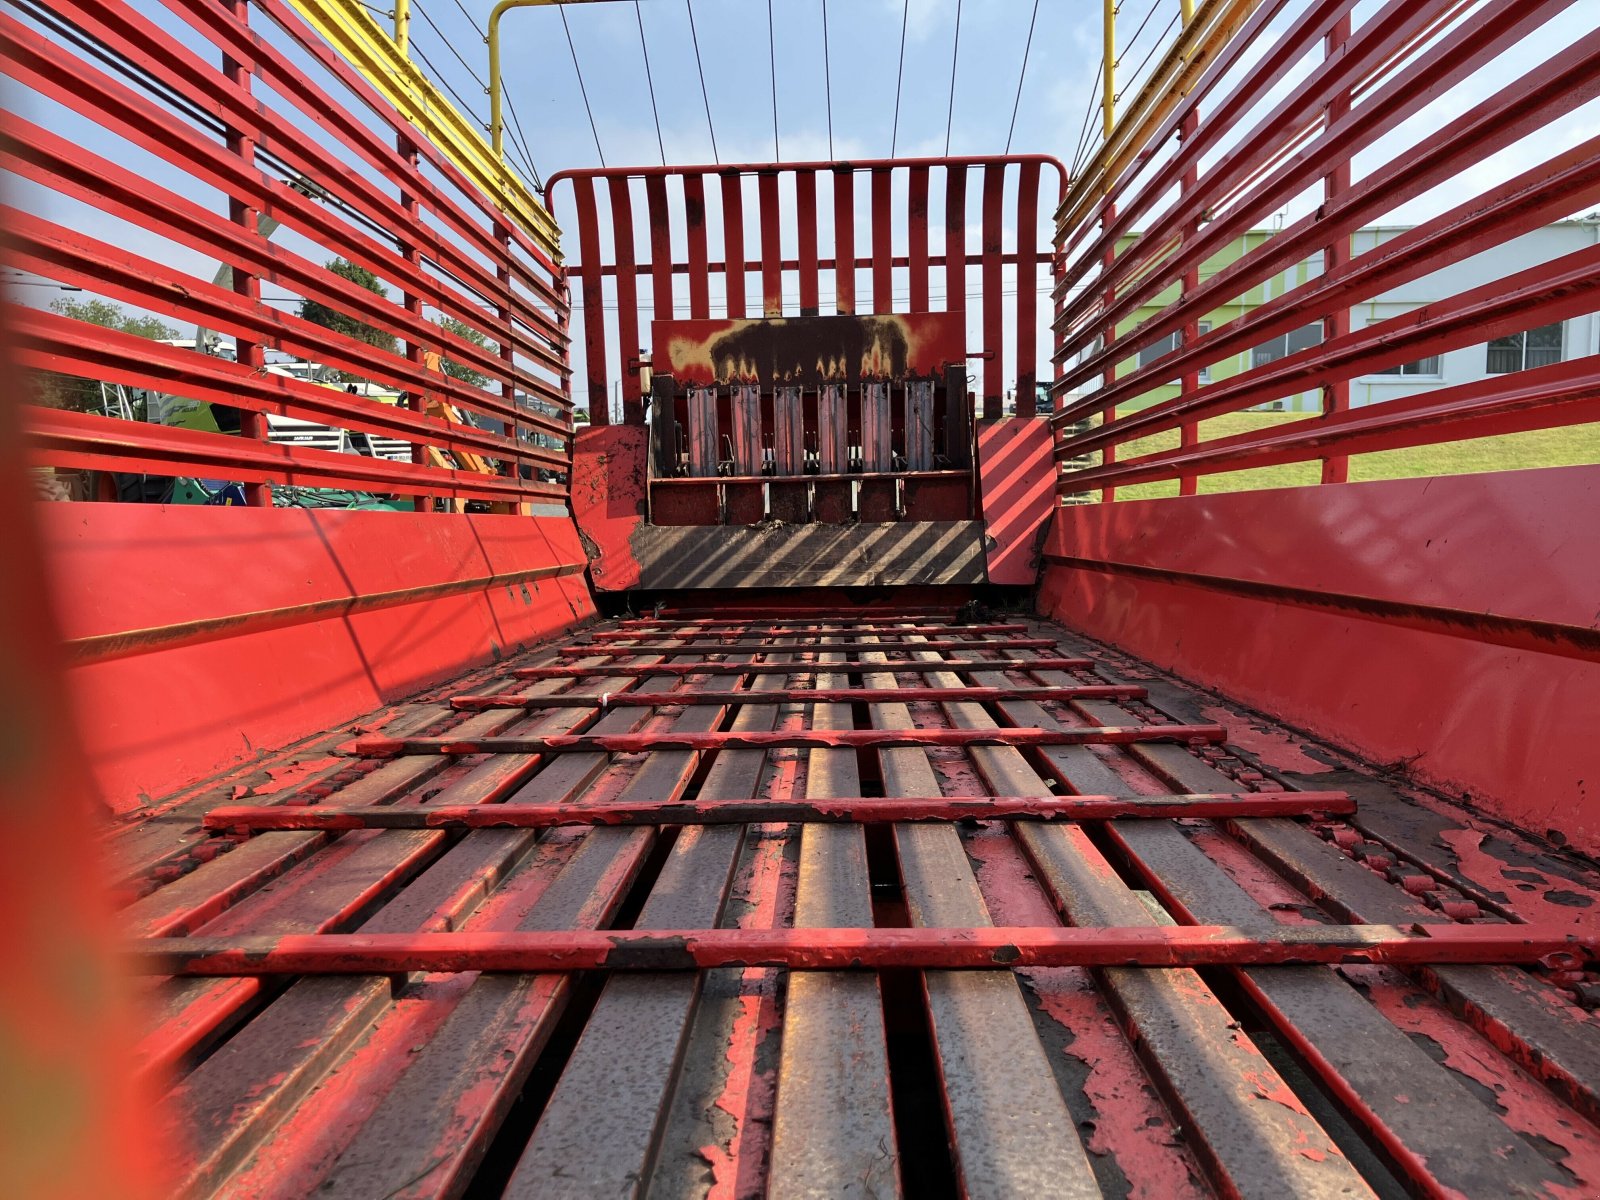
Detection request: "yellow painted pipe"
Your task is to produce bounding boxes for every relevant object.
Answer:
[489,0,613,158]
[394,0,409,56]
[1103,0,1116,142]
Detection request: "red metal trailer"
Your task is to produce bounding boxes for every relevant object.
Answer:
[3,1,1600,1197]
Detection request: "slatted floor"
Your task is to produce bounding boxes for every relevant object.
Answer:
[115,609,1600,1199]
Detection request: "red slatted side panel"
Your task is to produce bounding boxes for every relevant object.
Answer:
[645,174,674,328]
[946,167,968,327]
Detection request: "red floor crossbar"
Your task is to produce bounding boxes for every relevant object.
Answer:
[346,724,1226,758]
[130,924,1595,976]
[591,623,1032,640]
[512,657,1095,679]
[559,638,1058,657]
[450,684,1148,711]
[203,791,1354,832]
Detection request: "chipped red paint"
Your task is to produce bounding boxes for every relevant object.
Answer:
[132,923,1595,976]
[558,637,1058,656]
[346,724,1228,758]
[204,790,1354,832]
[570,423,648,593]
[513,656,1095,679]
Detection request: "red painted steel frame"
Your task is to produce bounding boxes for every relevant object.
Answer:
[203,791,1354,831]
[547,156,1065,422]
[347,724,1227,757]
[131,924,1596,976]
[557,638,1057,656]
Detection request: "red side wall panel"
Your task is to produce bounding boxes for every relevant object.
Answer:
[43,505,594,812]
[1036,465,1600,853]
[977,418,1057,585]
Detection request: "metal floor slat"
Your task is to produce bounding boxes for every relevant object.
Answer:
[120,610,1600,1199]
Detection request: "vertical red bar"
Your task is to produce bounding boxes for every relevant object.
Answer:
[684,173,710,320]
[1101,203,1118,501]
[833,167,855,315]
[609,176,643,426]
[980,163,1005,417]
[871,167,893,315]
[796,169,820,316]
[397,134,429,512]
[495,219,522,512]
[908,165,930,313]
[645,173,674,332]
[721,171,747,319]
[1015,160,1040,417]
[1320,13,1353,485]
[945,167,967,322]
[759,170,783,318]
[222,0,269,505]
[573,177,610,425]
[1178,111,1202,496]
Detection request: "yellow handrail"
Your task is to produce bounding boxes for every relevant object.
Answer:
[488,0,612,158]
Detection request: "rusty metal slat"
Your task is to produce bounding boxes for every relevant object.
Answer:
[505,647,798,1195]
[731,384,762,476]
[608,175,643,425]
[722,172,747,318]
[953,659,1374,1197]
[347,724,1227,758]
[602,620,1032,636]
[1015,159,1042,416]
[862,382,893,471]
[871,166,894,314]
[683,172,710,319]
[818,382,847,472]
[204,791,1353,833]
[980,164,1006,415]
[646,173,675,327]
[314,654,761,1197]
[796,167,820,314]
[513,657,1094,679]
[906,379,935,471]
[908,164,931,311]
[770,651,897,1196]
[774,385,805,474]
[946,167,968,322]
[759,169,783,317]
[832,168,856,315]
[574,177,610,424]
[1104,818,1574,1197]
[859,644,1100,1196]
[687,386,718,476]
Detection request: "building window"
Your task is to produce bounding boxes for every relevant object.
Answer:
[1137,321,1212,382]
[1374,356,1441,377]
[1251,322,1322,368]
[1486,322,1564,374]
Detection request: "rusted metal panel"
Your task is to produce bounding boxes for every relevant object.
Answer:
[731,384,763,475]
[687,387,719,476]
[818,382,847,473]
[906,380,935,471]
[978,417,1058,586]
[861,382,893,472]
[654,312,965,388]
[774,385,806,474]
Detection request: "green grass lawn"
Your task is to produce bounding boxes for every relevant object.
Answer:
[1090,411,1600,501]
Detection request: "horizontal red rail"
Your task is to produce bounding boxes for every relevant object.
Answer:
[202,791,1354,832]
[449,684,1147,710]
[346,724,1226,757]
[589,623,1031,640]
[513,658,1095,679]
[130,924,1595,976]
[558,638,1057,657]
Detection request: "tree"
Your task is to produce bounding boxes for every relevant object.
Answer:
[435,315,497,389]
[298,259,397,383]
[32,298,179,412]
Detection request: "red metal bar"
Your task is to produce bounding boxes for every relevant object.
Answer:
[1319,11,1353,485]
[795,168,820,315]
[574,178,610,424]
[908,165,931,312]
[590,623,1030,639]
[557,638,1056,656]
[1015,160,1041,417]
[647,173,676,331]
[449,684,1147,710]
[204,791,1355,832]
[513,657,1093,679]
[347,724,1227,757]
[946,167,968,327]
[682,173,709,320]
[833,167,855,315]
[130,924,1595,976]
[722,172,747,318]
[610,176,643,425]
[981,164,1005,416]
[871,167,893,314]
[759,170,783,317]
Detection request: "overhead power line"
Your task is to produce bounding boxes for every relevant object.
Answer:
[686,0,720,163]
[1006,0,1040,155]
[822,0,834,159]
[635,1,667,166]
[767,0,780,160]
[890,0,908,156]
[944,0,963,156]
[560,6,607,167]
